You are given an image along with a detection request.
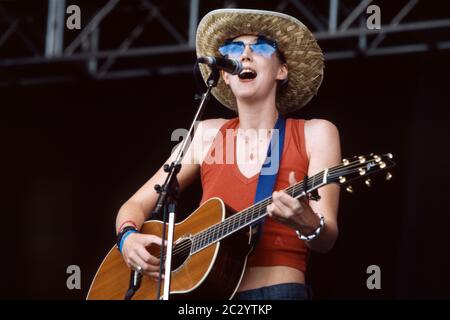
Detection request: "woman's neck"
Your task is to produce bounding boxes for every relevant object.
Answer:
[236,99,279,130]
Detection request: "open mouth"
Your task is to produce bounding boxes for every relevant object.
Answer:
[238,68,257,80]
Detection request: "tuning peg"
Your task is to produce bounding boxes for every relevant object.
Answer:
[358,156,366,163]
[387,153,393,159]
[359,168,366,175]
[374,155,381,163]
[365,178,372,187]
[346,186,354,193]
[343,158,350,166]
[339,176,346,184]
[379,161,386,169]
[386,172,393,181]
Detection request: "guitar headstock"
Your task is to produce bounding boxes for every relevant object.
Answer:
[326,153,396,192]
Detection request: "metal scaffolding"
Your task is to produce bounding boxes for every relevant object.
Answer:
[0,0,449,85]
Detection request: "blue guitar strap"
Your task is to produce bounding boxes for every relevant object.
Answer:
[250,115,286,248]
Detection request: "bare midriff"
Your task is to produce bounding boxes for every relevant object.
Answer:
[238,266,305,291]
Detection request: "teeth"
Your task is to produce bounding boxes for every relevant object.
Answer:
[241,68,255,73]
[239,68,257,79]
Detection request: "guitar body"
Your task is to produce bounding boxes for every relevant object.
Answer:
[87,198,253,300]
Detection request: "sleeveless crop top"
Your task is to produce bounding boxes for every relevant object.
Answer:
[200,117,310,272]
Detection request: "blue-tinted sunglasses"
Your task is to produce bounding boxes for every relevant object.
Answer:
[218,36,279,59]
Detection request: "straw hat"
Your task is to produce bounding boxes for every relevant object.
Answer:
[196,8,324,114]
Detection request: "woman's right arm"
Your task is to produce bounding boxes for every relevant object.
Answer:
[116,158,200,279]
[116,118,226,279]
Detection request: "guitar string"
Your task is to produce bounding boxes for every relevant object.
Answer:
[154,176,316,261]
[162,176,347,259]
[162,156,390,260]
[192,170,323,245]
[160,167,375,262]
[195,158,388,249]
[136,156,391,279]
[191,155,380,249]
[159,156,388,259]
[156,156,391,260]
[187,174,321,253]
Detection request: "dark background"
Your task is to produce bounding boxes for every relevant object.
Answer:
[1,0,450,299]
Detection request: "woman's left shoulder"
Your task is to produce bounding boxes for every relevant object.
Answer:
[304,119,339,136]
[302,119,341,161]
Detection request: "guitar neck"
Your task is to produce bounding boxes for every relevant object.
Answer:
[191,169,328,253]
[190,152,395,253]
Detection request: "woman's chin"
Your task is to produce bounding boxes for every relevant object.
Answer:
[234,90,258,101]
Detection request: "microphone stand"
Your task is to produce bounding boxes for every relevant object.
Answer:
[124,65,220,300]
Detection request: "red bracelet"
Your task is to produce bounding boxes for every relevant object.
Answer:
[118,220,138,233]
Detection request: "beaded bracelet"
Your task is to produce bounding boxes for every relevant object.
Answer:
[295,213,325,242]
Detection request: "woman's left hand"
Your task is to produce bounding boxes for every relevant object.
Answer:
[267,171,320,234]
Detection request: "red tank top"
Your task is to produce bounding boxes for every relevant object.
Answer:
[200,118,310,272]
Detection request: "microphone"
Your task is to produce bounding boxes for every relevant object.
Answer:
[197,56,243,75]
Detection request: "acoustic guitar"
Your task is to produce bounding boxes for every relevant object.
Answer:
[87,153,395,300]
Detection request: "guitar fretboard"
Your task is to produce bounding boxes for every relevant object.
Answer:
[190,170,327,253]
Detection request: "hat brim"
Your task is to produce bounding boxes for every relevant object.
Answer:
[196,8,324,114]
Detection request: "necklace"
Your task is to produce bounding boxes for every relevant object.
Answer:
[236,128,272,162]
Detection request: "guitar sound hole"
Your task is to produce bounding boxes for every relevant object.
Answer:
[171,237,192,271]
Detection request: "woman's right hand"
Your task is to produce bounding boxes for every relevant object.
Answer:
[121,233,166,281]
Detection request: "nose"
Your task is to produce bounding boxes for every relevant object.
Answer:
[240,43,253,62]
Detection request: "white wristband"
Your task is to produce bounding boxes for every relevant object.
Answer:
[296,213,325,242]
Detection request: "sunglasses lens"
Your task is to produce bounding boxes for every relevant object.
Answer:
[219,42,244,58]
[219,38,278,58]
[251,42,277,58]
